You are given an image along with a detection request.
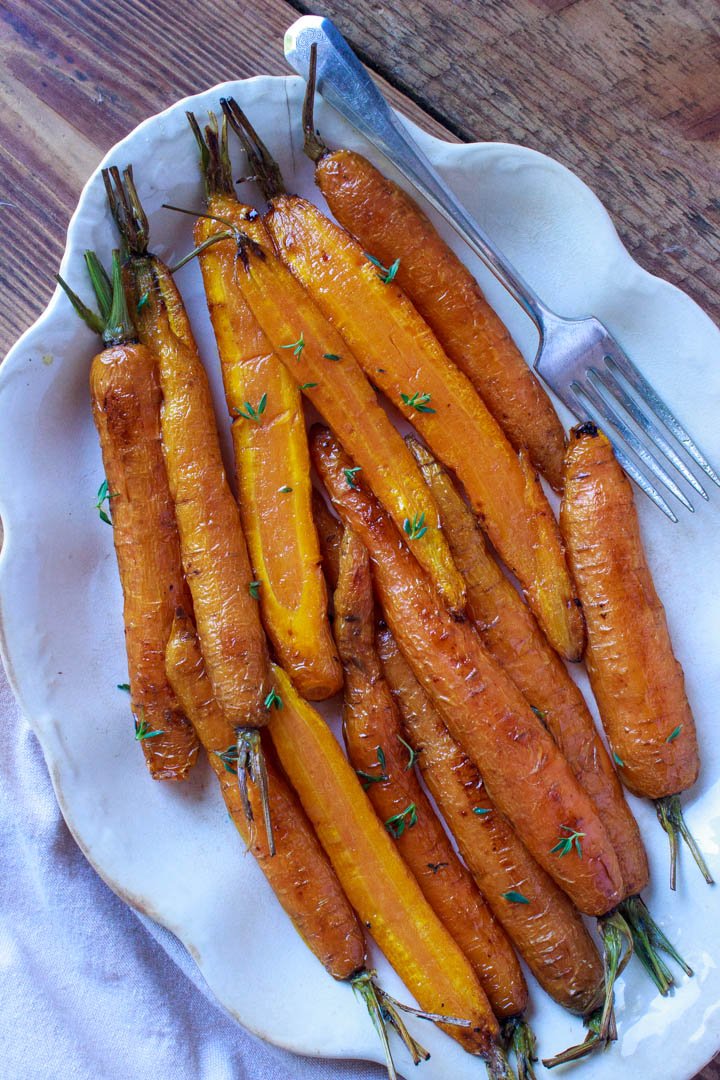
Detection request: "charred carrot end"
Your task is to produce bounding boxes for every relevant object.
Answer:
[619,895,692,995]
[656,795,714,891]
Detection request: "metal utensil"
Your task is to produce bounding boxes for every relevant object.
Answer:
[284,15,719,521]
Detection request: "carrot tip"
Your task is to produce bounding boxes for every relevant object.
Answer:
[656,795,714,891]
[541,1007,611,1069]
[619,894,693,994]
[236,727,275,856]
[502,1016,537,1080]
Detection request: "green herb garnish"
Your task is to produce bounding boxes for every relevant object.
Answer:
[473,807,491,816]
[400,391,435,414]
[613,751,625,767]
[137,291,149,311]
[550,825,585,858]
[278,485,293,493]
[323,353,341,361]
[264,687,283,711]
[117,683,130,693]
[134,715,165,741]
[397,734,417,771]
[248,580,261,600]
[428,862,448,874]
[300,382,318,390]
[502,891,530,904]
[214,745,239,774]
[365,253,401,284]
[403,512,427,541]
[95,479,118,525]
[344,466,362,489]
[385,802,417,838]
[233,393,267,423]
[356,744,389,789]
[281,334,305,358]
[666,725,683,743]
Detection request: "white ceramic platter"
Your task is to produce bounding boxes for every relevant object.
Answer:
[1,76,719,1080]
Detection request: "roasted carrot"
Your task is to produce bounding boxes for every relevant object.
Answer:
[312,489,342,593]
[267,665,515,1074]
[105,166,273,839]
[224,98,583,661]
[561,423,712,890]
[407,435,648,899]
[58,252,198,780]
[186,113,341,701]
[165,610,363,976]
[302,56,565,491]
[334,526,528,1023]
[311,425,623,917]
[377,625,604,1018]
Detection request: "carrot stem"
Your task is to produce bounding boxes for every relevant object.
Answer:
[656,795,714,890]
[56,272,105,336]
[542,1008,610,1069]
[221,97,286,199]
[503,1017,537,1080]
[236,727,275,857]
[302,43,329,163]
[84,251,113,320]
[619,894,692,995]
[596,911,633,1042]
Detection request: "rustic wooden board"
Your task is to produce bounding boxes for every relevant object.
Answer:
[1,1,718,1076]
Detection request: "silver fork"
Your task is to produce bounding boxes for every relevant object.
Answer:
[284,16,719,522]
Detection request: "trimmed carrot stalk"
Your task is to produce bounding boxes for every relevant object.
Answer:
[407,435,649,900]
[377,625,605,1017]
[561,423,712,890]
[165,611,364,976]
[104,165,273,841]
[187,113,341,700]
[197,195,464,615]
[222,99,582,661]
[335,526,528,1021]
[267,664,512,1070]
[311,425,623,917]
[59,252,198,780]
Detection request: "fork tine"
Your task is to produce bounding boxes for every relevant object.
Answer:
[572,380,692,514]
[568,386,678,522]
[603,348,720,488]
[592,363,708,500]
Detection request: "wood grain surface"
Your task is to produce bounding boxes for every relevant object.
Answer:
[1,1,718,1077]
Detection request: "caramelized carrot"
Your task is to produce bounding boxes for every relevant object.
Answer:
[105,166,273,837]
[311,425,623,917]
[188,114,340,700]
[335,526,527,1021]
[59,252,198,780]
[407,435,648,900]
[223,99,582,661]
[267,665,510,1069]
[377,625,604,1016]
[561,424,711,890]
[312,489,342,593]
[304,98,565,489]
[196,189,464,615]
[165,611,363,977]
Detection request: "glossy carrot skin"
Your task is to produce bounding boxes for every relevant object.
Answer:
[130,255,272,728]
[165,613,364,978]
[378,626,604,1016]
[311,425,623,917]
[410,436,649,898]
[335,527,527,1019]
[561,426,699,799]
[314,148,566,490]
[225,227,465,614]
[195,196,341,701]
[267,664,499,1056]
[266,194,583,661]
[90,342,198,780]
[312,489,342,593]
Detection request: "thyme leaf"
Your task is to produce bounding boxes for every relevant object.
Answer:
[473,807,491,816]
[213,745,239,774]
[264,687,283,711]
[95,479,118,525]
[385,802,417,838]
[300,382,317,390]
[134,714,165,741]
[403,512,427,541]
[117,683,130,693]
[278,485,293,493]
[613,751,625,767]
[400,391,435,414]
[323,353,341,361]
[233,393,267,422]
[666,725,683,743]
[503,891,530,904]
[550,825,585,858]
[365,253,401,284]
[344,466,362,489]
[248,580,261,600]
[397,734,417,771]
[137,291,150,311]
[281,334,305,358]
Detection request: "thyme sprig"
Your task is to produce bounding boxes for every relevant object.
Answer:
[666,725,683,743]
[503,890,530,904]
[403,512,427,541]
[214,745,239,774]
[550,825,585,858]
[264,687,283,711]
[397,734,417,770]
[95,479,118,525]
[344,466,362,489]
[400,391,435,414]
[300,382,317,390]
[233,393,267,422]
[385,802,417,838]
[613,751,625,767]
[357,746,388,789]
[281,334,305,358]
[365,253,400,284]
[134,714,165,741]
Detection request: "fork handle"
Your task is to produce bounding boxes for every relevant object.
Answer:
[284,15,553,335]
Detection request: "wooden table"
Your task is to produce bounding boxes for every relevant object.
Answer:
[2,1,718,1076]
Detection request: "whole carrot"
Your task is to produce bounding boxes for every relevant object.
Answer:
[561,423,712,890]
[58,252,198,780]
[185,112,341,700]
[302,48,566,491]
[223,98,583,662]
[311,424,623,917]
[334,525,529,1027]
[104,166,273,842]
